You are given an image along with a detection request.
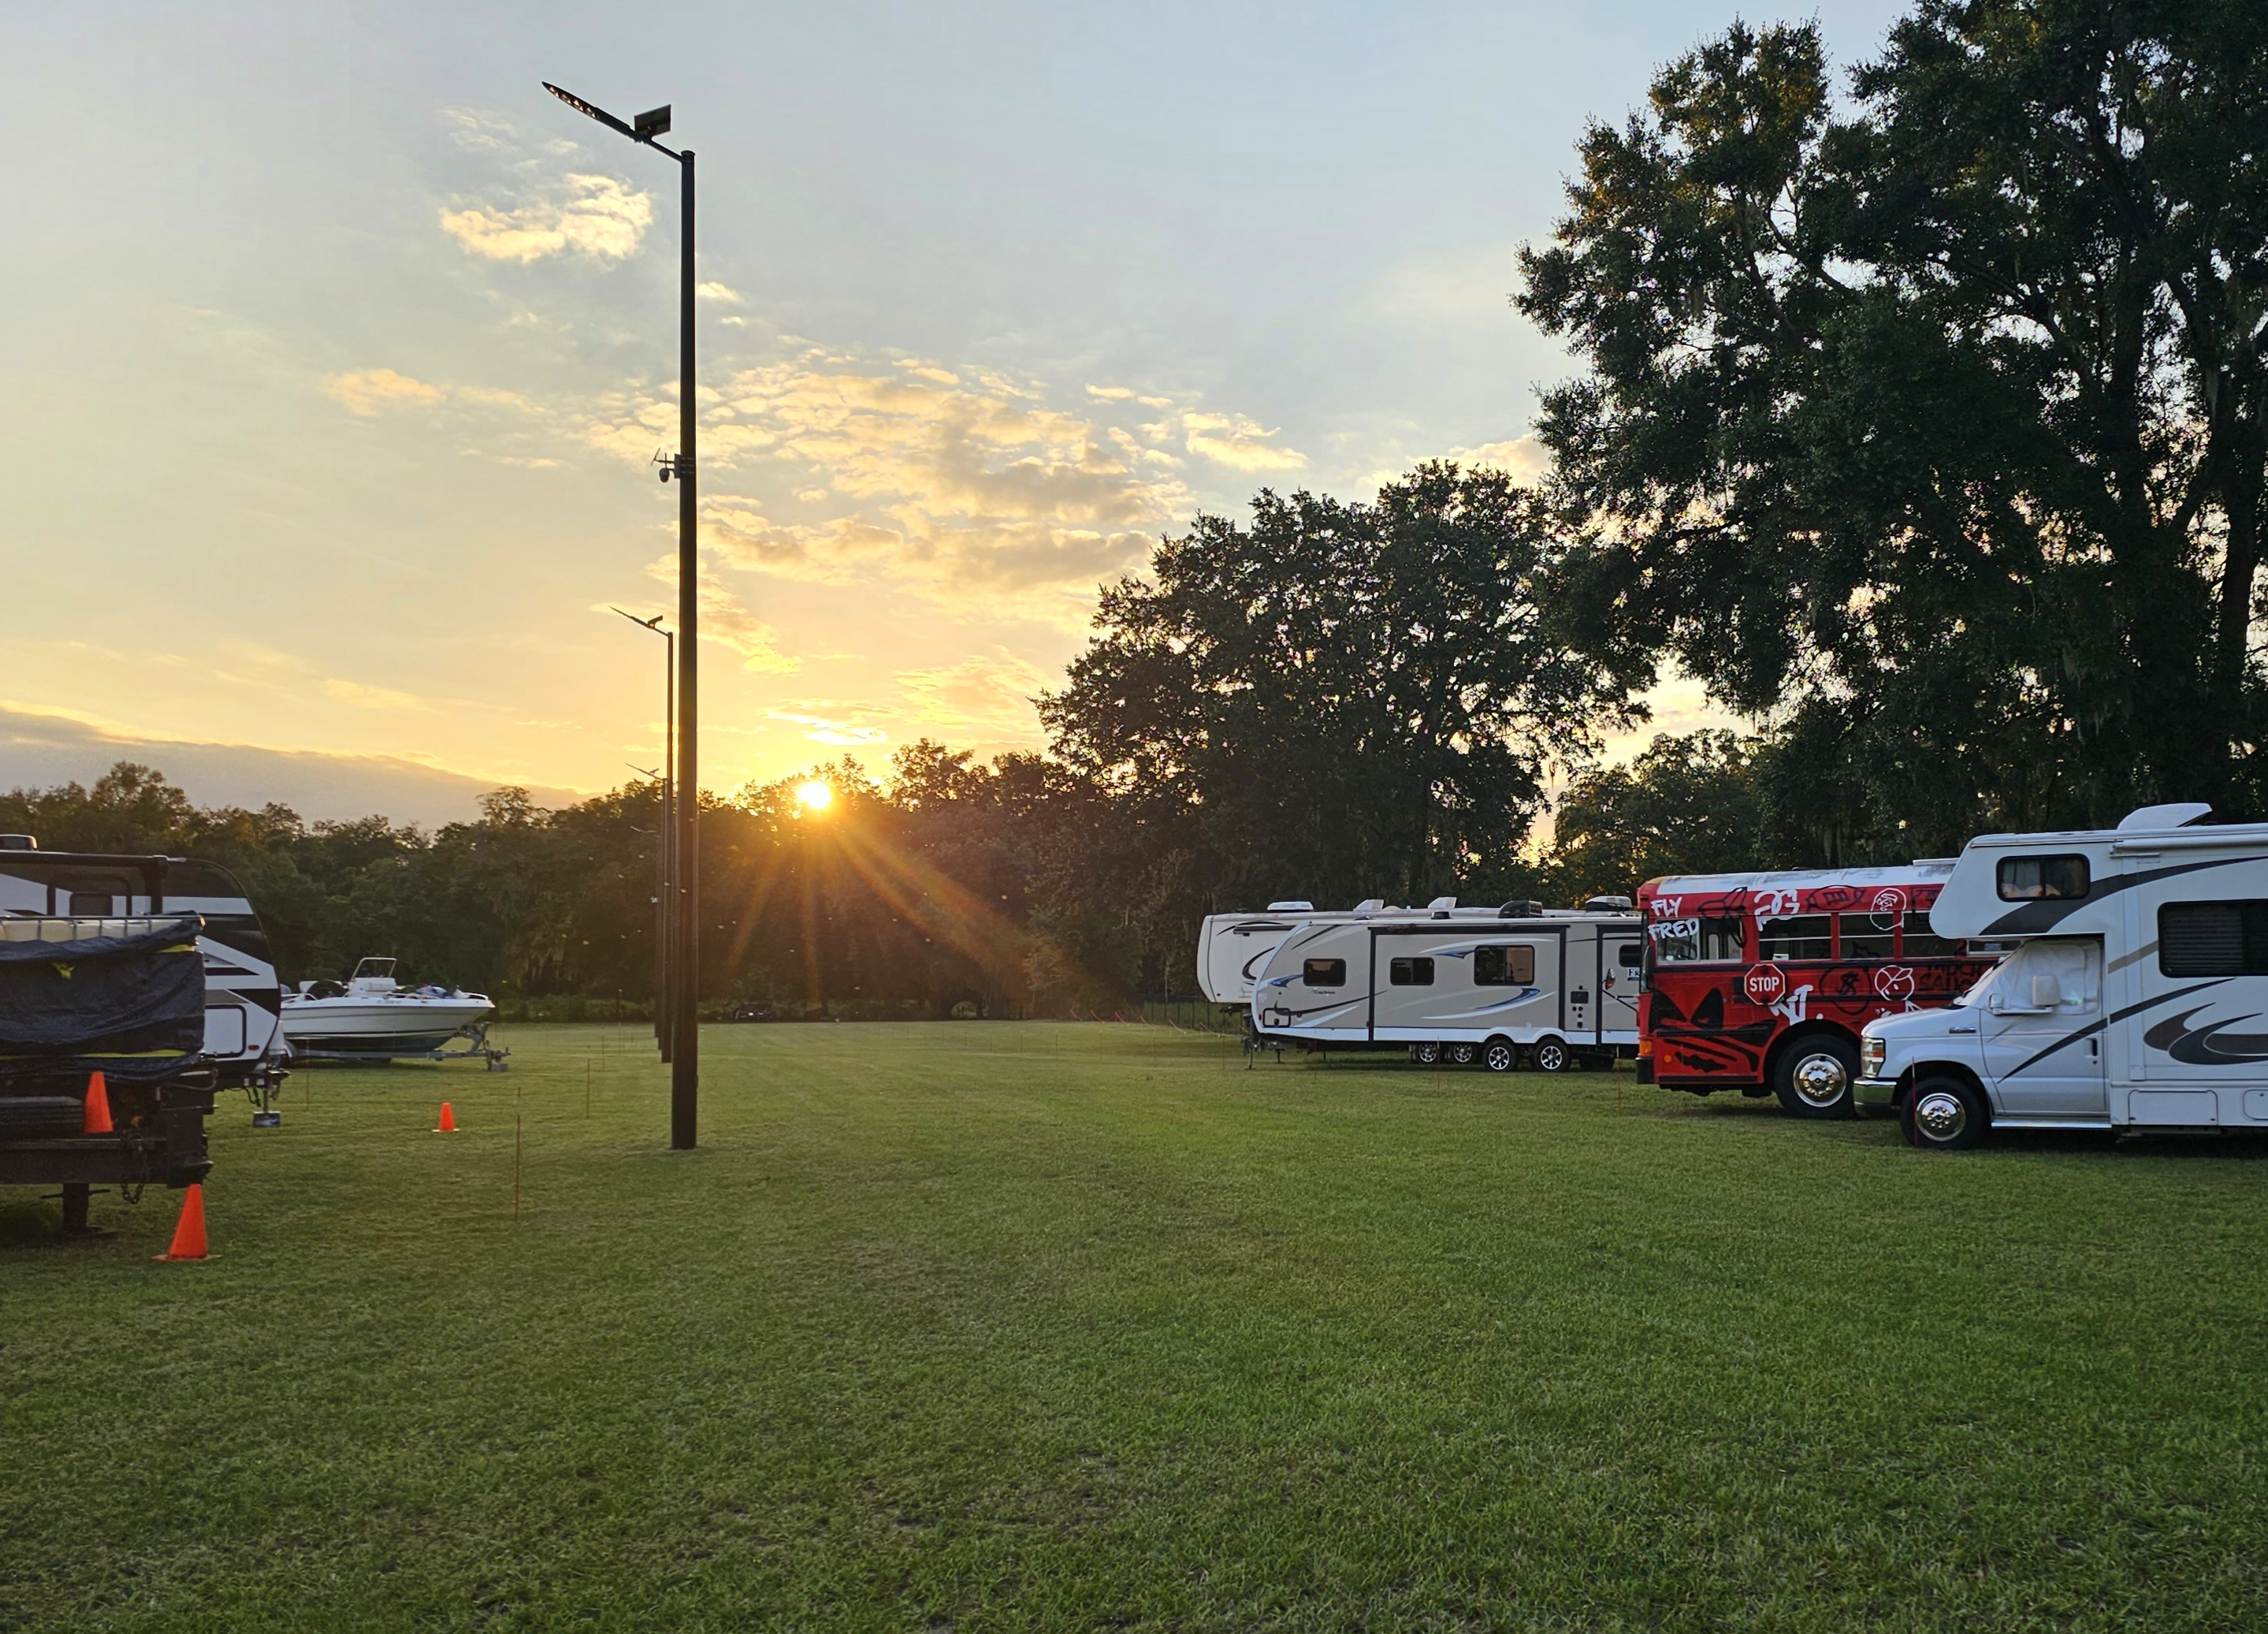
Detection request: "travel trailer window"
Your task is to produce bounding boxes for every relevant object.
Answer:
[1901,914,1962,958]
[1837,914,1893,959]
[1474,944,1536,985]
[1303,958,1347,987]
[1997,854,2090,902]
[1388,957,1435,986]
[1617,944,1642,969]
[1650,916,1745,962]
[1759,914,1831,962]
[2158,901,2268,977]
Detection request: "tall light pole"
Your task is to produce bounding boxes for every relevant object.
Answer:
[549,81,700,1149]
[611,607,673,1059]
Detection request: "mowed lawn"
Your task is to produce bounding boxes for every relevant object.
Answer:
[6,1023,2267,1632]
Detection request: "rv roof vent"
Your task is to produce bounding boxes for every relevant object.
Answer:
[0,835,36,850]
[1582,895,1634,912]
[1426,896,1457,910]
[1265,900,1314,912]
[1497,899,1543,918]
[2117,802,2213,832]
[1355,899,1385,914]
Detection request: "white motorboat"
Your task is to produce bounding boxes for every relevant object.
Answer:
[279,958,494,1055]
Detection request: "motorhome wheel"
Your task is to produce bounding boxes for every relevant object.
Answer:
[1772,1037,1858,1120]
[1413,1041,1441,1065]
[1904,1075,1985,1151]
[1482,1037,1517,1074]
[1530,1037,1571,1074]
[1448,1044,1476,1066]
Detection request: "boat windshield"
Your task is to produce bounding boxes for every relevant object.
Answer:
[350,958,397,980]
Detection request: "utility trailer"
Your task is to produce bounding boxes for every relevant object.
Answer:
[0,914,216,1236]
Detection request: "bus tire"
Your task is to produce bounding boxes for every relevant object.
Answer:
[1772,1036,1858,1119]
[1482,1037,1518,1074]
[1530,1036,1572,1074]
[1413,1041,1441,1065]
[1904,1074,1986,1151]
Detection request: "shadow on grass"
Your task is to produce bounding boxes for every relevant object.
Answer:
[0,1196,64,1245]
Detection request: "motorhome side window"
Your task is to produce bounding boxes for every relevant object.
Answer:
[2158,901,2268,977]
[1758,914,1831,962]
[1389,956,1434,986]
[1650,917,1745,962]
[1997,854,2090,902]
[1901,914,1963,958]
[1473,944,1536,986]
[1303,958,1347,987]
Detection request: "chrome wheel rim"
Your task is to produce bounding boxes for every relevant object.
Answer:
[1913,1088,1969,1143]
[1536,1042,1566,1071]
[1415,1043,1440,1063]
[1485,1043,1514,1071]
[1791,1050,1850,1109]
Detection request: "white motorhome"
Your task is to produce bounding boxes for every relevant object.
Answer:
[1247,903,1644,1071]
[1857,802,2268,1148]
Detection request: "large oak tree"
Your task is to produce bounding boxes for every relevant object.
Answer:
[1518,1,2268,853]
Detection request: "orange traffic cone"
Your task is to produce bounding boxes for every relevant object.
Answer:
[155,1182,207,1261]
[435,1101,457,1133]
[80,1070,113,1135]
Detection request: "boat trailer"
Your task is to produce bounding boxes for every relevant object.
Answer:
[286,1020,511,1071]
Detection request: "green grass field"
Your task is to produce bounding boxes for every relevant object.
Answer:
[6,1022,2267,1632]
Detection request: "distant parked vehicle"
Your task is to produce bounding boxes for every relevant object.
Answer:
[1247,900,1644,1070]
[730,1001,776,1022]
[1862,802,2268,1148]
[1636,863,1999,1118]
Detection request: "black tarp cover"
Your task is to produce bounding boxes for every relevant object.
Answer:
[0,918,206,1081]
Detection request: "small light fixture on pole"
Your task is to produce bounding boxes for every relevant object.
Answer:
[551,80,701,1150]
[611,607,674,1062]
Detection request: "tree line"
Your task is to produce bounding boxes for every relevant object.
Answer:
[10,0,2266,1011]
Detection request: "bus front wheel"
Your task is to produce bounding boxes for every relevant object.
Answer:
[1772,1037,1857,1119]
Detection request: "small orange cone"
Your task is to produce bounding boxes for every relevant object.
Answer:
[155,1183,207,1261]
[435,1101,457,1133]
[80,1070,113,1135]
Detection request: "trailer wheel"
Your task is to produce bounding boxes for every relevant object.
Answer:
[1772,1037,1858,1119]
[1530,1036,1572,1074]
[1904,1074,1986,1151]
[1482,1037,1518,1074]
[1413,1041,1441,1065]
[1448,1043,1477,1066]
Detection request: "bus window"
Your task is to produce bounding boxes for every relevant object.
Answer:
[1652,917,1744,962]
[1838,914,1893,960]
[1759,914,1831,961]
[1901,914,1963,958]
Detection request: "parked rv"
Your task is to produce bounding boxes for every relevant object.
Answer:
[1859,802,2268,1148]
[1636,865,1999,1117]
[1247,902,1643,1070]
[1199,900,1396,1011]
[0,839,289,1104]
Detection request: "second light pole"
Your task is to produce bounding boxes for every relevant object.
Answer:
[548,80,700,1149]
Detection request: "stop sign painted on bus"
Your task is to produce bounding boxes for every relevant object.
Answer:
[1742,964,1787,1005]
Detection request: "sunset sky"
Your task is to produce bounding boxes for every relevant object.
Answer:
[3,1,1905,823]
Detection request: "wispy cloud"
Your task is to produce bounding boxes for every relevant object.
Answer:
[767,709,888,747]
[644,553,798,673]
[440,173,653,263]
[894,650,1050,739]
[322,368,445,415]
[1183,411,1307,471]
[696,281,743,303]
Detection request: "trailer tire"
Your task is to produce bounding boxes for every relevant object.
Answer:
[1448,1043,1477,1066]
[1772,1035,1858,1119]
[1482,1037,1518,1074]
[1903,1074,1986,1151]
[1413,1041,1441,1065]
[1530,1036,1572,1074]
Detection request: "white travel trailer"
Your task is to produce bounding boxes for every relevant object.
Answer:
[1199,899,1411,1010]
[0,840,289,1100]
[1247,903,1644,1070]
[1857,803,2268,1148]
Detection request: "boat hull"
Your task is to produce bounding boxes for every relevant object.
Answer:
[280,996,493,1055]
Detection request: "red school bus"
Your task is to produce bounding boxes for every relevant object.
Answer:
[1634,865,2000,1118]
